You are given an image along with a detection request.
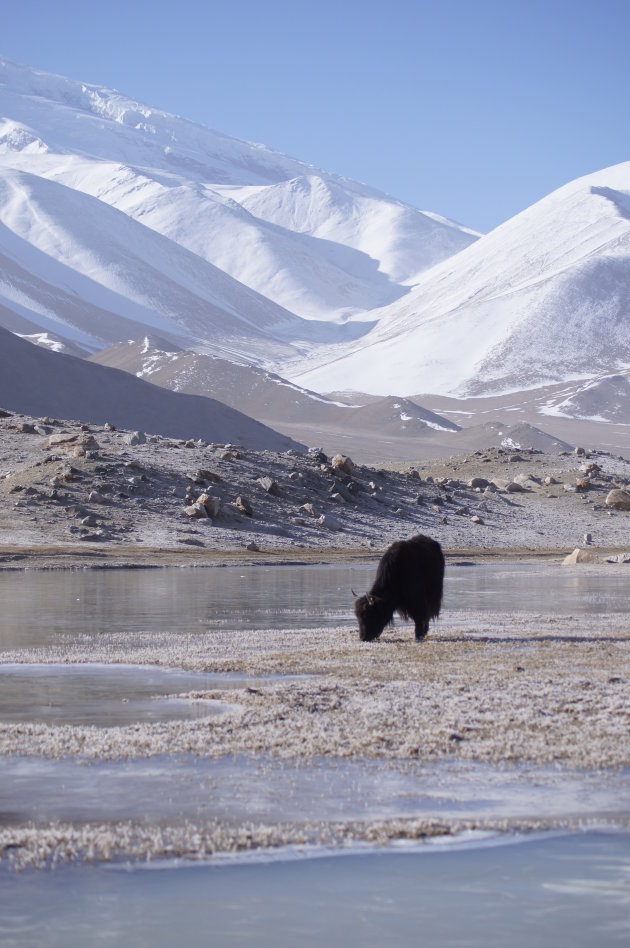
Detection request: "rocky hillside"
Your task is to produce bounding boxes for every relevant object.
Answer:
[2,407,630,559]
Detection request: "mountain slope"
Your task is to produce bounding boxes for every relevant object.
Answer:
[0,327,302,451]
[292,162,630,396]
[0,57,478,328]
[89,339,460,436]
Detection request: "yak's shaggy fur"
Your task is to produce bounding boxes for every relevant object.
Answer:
[354,534,445,642]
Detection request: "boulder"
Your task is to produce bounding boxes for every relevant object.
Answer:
[257,476,279,495]
[235,496,253,516]
[317,513,341,531]
[47,433,79,448]
[606,489,630,511]
[492,479,526,493]
[125,431,146,446]
[198,493,220,518]
[331,454,355,475]
[563,548,598,565]
[192,469,223,485]
[184,502,208,519]
[468,477,490,489]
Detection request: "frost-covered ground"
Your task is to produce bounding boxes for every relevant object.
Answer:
[0,604,629,869]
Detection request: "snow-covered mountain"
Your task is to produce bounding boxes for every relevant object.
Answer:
[292,163,630,397]
[0,56,478,357]
[2,56,629,422]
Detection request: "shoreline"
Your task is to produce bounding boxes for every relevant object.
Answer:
[1,543,629,571]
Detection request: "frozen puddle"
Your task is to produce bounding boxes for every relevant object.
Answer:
[1,756,629,827]
[1,833,629,947]
[0,664,265,727]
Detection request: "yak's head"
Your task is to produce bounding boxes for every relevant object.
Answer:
[354,592,390,642]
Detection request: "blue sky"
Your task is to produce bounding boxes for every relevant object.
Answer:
[2,0,629,232]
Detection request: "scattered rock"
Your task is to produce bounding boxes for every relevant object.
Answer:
[125,431,146,446]
[246,542,260,552]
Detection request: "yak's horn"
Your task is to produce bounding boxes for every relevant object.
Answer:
[351,589,359,598]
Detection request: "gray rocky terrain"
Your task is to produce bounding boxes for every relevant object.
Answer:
[2,406,630,562]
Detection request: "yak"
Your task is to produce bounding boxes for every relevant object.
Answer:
[354,534,444,642]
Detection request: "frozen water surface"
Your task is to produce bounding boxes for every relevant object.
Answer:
[1,756,629,827]
[0,833,629,947]
[0,664,257,726]
[0,561,628,652]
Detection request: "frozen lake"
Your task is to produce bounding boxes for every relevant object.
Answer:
[1,560,629,943]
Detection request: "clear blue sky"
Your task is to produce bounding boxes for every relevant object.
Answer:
[2,0,629,232]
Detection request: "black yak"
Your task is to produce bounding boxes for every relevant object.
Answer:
[354,534,444,642]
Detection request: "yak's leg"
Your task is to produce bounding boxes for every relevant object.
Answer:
[414,617,429,641]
